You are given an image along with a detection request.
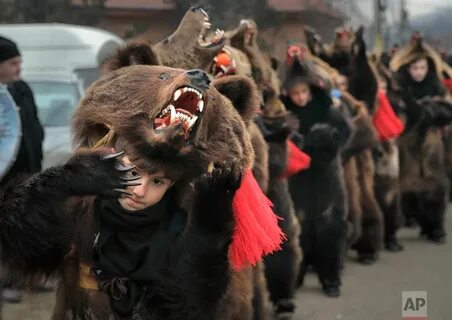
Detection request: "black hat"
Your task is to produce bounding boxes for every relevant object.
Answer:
[0,36,21,63]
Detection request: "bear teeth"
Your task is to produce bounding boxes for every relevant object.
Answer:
[173,89,182,101]
[189,116,198,128]
[197,100,204,112]
[169,105,176,122]
[179,87,202,100]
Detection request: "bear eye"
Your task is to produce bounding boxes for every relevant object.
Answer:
[159,72,171,80]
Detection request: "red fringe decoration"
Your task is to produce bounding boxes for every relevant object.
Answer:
[443,79,452,93]
[373,90,405,141]
[230,170,286,271]
[280,140,311,178]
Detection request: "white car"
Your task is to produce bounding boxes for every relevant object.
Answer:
[0,23,124,167]
[25,74,82,168]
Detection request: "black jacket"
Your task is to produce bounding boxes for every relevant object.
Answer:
[2,80,44,183]
[282,88,353,165]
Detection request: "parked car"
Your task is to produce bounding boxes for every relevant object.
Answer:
[25,74,82,168]
[0,23,124,167]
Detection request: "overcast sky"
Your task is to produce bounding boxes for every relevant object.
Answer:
[406,0,448,16]
[357,0,451,19]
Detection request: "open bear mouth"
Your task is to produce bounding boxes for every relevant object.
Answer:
[153,86,204,138]
[198,11,225,48]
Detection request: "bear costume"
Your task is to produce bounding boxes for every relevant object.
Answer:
[0,37,287,319]
[282,57,352,297]
[390,35,452,243]
[224,20,304,317]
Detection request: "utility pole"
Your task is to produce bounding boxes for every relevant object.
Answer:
[399,0,409,43]
[374,0,387,54]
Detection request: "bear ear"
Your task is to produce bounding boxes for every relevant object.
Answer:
[213,75,259,123]
[109,41,161,71]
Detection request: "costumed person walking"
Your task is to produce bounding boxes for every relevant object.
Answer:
[390,33,452,243]
[282,57,352,297]
[0,35,44,304]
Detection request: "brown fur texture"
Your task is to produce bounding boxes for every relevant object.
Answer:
[374,139,403,247]
[228,20,280,97]
[226,22,300,316]
[443,126,452,200]
[72,65,254,177]
[130,13,273,319]
[217,269,254,320]
[327,27,387,260]
[343,156,362,244]
[390,38,452,241]
[399,127,449,242]
[213,75,271,320]
[153,7,226,70]
[69,63,259,319]
[259,113,302,316]
[106,8,225,73]
[351,149,384,258]
[390,35,447,80]
[340,93,382,251]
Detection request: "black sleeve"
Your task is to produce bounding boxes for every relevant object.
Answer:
[0,167,82,282]
[401,94,452,132]
[150,171,238,320]
[423,99,452,128]
[22,81,45,144]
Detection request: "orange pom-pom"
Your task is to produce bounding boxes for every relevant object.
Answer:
[215,52,232,67]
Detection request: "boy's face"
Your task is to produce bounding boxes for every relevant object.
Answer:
[288,83,312,107]
[336,75,348,92]
[408,58,429,82]
[118,155,174,211]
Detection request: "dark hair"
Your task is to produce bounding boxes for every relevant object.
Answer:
[113,136,178,181]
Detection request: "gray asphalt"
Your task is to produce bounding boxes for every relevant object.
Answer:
[4,210,452,320]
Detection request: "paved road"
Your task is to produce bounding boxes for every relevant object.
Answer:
[4,210,452,320]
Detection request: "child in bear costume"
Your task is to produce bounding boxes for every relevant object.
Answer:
[0,63,284,319]
[390,34,452,243]
[282,57,352,297]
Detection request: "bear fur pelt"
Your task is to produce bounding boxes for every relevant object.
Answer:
[108,10,275,320]
[225,20,303,317]
[0,51,264,319]
[390,35,452,243]
[281,58,353,297]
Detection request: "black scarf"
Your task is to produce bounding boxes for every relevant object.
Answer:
[401,65,445,100]
[92,193,186,316]
[282,88,332,135]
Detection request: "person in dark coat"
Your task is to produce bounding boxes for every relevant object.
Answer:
[0,35,44,304]
[0,36,44,183]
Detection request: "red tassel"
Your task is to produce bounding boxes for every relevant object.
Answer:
[280,140,311,178]
[229,170,286,271]
[373,90,405,141]
[443,79,452,93]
